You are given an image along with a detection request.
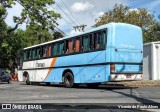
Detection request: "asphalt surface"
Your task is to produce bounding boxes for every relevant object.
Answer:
[0,81,160,112]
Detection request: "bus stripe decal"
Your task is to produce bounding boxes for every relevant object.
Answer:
[43,58,57,81]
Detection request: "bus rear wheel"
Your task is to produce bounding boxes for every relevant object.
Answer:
[64,72,74,88]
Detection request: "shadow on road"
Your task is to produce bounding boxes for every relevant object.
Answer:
[19,81,139,90]
[108,89,160,104]
[19,82,136,90]
[6,82,159,111]
[21,82,160,104]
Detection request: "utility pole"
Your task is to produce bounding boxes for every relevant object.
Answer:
[73,24,87,32]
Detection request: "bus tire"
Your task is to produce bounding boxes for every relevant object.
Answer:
[64,72,74,88]
[26,74,31,85]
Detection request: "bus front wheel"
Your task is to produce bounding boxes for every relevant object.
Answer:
[64,72,74,88]
[26,74,31,85]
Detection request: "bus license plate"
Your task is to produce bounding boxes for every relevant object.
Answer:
[126,74,131,78]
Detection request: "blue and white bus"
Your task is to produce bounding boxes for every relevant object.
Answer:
[18,23,143,88]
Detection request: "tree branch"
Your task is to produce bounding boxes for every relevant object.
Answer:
[7,17,26,33]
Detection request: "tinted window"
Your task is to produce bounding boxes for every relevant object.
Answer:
[89,34,94,51]
[23,29,107,60]
[47,45,51,57]
[83,35,90,52]
[29,50,32,60]
[94,30,107,50]
[24,51,27,61]
[101,30,107,49]
[59,42,64,55]
[32,49,36,59]
[52,43,58,56]
[75,37,81,53]
[65,39,73,54]
[36,47,40,59]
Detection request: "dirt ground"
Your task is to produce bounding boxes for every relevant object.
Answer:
[106,80,160,87]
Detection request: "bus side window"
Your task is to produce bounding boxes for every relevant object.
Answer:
[42,46,45,57]
[59,42,64,55]
[65,40,68,54]
[47,45,51,57]
[89,34,94,50]
[101,30,107,49]
[83,35,90,52]
[42,46,48,58]
[36,47,40,59]
[39,46,42,58]
[52,43,58,56]
[51,44,54,56]
[29,50,32,60]
[95,33,100,50]
[45,45,49,57]
[24,51,27,61]
[26,50,29,60]
[68,39,73,54]
[75,37,81,53]
[32,49,36,59]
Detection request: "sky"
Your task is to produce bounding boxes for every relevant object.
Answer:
[5,0,160,36]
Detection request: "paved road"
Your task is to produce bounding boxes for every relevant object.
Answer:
[0,81,160,111]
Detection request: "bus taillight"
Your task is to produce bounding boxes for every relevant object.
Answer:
[110,64,115,73]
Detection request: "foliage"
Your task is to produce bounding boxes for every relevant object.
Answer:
[94,4,160,43]
[53,31,63,40]
[1,0,60,32]
[0,0,63,68]
[0,0,60,44]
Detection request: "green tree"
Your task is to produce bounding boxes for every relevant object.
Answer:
[0,5,8,42]
[25,22,53,45]
[0,0,60,41]
[94,4,160,43]
[0,0,62,68]
[0,23,56,68]
[53,31,63,40]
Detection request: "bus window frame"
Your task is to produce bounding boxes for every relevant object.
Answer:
[22,28,107,62]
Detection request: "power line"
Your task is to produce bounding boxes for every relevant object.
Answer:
[46,17,67,36]
[48,5,72,36]
[60,0,81,25]
[55,2,78,26]
[67,0,73,6]
[49,6,72,26]
[55,25,67,36]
